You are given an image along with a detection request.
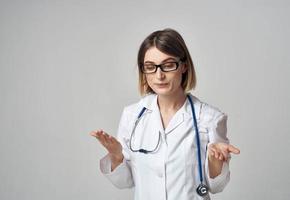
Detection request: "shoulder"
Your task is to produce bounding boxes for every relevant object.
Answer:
[190,94,227,123]
[122,93,156,118]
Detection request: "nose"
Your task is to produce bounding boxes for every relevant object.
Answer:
[156,67,165,80]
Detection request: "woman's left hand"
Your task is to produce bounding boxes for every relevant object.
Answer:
[207,143,240,162]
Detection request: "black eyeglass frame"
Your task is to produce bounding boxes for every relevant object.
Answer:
[141,59,184,74]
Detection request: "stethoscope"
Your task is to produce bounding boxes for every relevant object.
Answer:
[129,94,209,197]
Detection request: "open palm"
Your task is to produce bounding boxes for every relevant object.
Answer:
[208,142,240,162]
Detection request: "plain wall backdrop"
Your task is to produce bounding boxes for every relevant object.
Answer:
[1,0,290,199]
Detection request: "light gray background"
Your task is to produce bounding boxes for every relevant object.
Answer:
[1,0,289,199]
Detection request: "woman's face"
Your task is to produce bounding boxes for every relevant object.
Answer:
[143,47,187,96]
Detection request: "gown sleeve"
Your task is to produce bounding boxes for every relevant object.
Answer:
[204,111,231,194]
[99,107,135,189]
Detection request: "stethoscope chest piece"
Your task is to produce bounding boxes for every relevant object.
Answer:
[196,183,209,196]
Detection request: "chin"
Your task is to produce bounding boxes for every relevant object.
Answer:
[152,87,174,96]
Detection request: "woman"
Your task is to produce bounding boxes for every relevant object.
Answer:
[90,28,240,200]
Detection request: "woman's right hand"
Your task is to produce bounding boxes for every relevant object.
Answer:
[90,129,124,170]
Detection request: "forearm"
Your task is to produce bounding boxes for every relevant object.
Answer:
[109,153,124,171]
[208,155,224,178]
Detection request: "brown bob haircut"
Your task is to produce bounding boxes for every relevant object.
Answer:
[137,28,196,96]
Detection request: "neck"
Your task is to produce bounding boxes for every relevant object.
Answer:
[157,89,187,113]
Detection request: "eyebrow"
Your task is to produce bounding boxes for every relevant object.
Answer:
[144,57,176,64]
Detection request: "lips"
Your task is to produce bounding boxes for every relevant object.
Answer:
[155,83,168,87]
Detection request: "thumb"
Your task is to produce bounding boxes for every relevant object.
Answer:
[228,144,240,154]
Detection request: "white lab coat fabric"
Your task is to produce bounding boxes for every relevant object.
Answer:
[99,93,230,200]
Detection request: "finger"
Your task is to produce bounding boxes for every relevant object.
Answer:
[101,131,110,145]
[110,135,119,144]
[106,135,115,146]
[208,148,215,157]
[98,131,109,147]
[220,150,229,162]
[103,132,117,149]
[207,145,214,156]
[90,129,103,138]
[228,145,240,154]
[104,134,121,153]
[95,131,102,139]
[215,148,223,160]
[210,147,220,159]
[90,130,101,137]
[219,153,223,160]
[96,131,105,141]
[102,131,113,145]
[215,149,223,160]
[90,131,96,137]
[96,136,107,147]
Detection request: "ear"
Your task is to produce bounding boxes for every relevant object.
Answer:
[143,74,147,83]
[181,63,188,73]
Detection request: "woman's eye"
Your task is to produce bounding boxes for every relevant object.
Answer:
[144,65,155,70]
[163,62,176,69]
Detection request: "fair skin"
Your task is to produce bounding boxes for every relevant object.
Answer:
[90,47,240,177]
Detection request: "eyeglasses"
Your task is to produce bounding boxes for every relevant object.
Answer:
[141,60,183,74]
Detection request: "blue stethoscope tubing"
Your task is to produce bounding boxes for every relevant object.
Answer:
[187,95,204,184]
[187,95,209,196]
[130,94,209,196]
